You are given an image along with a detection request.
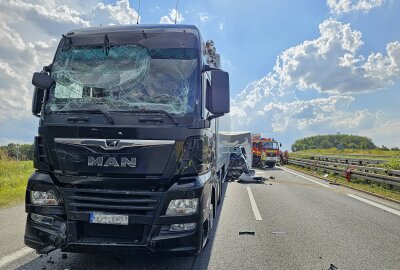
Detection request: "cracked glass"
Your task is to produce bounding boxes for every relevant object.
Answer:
[46,44,198,116]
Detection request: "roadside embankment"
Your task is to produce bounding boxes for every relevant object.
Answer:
[0,160,34,207]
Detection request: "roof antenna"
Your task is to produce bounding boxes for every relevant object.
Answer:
[174,0,179,24]
[136,0,141,24]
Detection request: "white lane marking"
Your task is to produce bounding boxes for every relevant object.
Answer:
[280,167,332,188]
[347,194,400,217]
[246,186,262,221]
[0,247,34,268]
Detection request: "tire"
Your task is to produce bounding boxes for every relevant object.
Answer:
[217,178,222,205]
[201,202,214,249]
[267,163,275,168]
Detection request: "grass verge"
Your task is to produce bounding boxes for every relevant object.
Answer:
[286,164,400,202]
[0,160,34,207]
[291,149,400,160]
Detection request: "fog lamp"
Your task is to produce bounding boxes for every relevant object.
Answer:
[170,223,197,232]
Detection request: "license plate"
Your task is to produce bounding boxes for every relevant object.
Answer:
[89,212,129,225]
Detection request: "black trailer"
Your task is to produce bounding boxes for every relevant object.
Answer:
[25,24,230,256]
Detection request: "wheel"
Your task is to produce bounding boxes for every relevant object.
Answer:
[209,203,214,230]
[267,163,275,168]
[201,202,214,249]
[217,178,222,205]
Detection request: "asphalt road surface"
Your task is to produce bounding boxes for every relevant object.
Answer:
[1,167,399,270]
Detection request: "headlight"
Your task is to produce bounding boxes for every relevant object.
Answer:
[30,190,58,205]
[165,198,198,216]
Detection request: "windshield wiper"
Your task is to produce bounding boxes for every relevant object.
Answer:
[53,109,114,124]
[115,109,178,125]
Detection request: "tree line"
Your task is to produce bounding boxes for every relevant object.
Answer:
[0,143,34,160]
[291,134,378,152]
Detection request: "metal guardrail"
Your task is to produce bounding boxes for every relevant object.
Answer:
[289,157,400,187]
[316,155,385,165]
[333,153,400,158]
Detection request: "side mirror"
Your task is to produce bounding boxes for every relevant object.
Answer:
[32,87,45,117]
[206,70,229,119]
[32,72,54,90]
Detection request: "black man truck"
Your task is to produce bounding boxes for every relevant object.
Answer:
[25,24,230,256]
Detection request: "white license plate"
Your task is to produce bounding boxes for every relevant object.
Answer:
[89,212,129,225]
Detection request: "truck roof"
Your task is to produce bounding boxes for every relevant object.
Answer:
[66,24,200,36]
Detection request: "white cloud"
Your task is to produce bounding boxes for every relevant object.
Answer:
[273,19,400,94]
[86,0,139,26]
[262,96,356,132]
[160,9,184,24]
[0,0,139,121]
[219,22,224,30]
[327,0,385,15]
[199,13,209,22]
[328,109,378,130]
[230,18,400,147]
[359,119,400,148]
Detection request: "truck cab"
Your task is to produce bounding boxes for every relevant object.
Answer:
[252,136,281,168]
[25,24,230,256]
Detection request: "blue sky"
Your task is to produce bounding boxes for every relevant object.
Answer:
[0,0,399,149]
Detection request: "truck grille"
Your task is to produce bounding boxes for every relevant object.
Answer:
[79,223,145,243]
[62,188,164,224]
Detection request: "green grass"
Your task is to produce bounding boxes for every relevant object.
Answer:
[291,148,400,170]
[286,164,400,202]
[291,148,400,160]
[0,160,34,207]
[381,158,400,170]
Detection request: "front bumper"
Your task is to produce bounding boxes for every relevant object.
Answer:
[24,173,210,256]
[265,157,279,163]
[24,217,203,255]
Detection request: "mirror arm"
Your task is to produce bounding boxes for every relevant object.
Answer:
[203,64,220,72]
[43,64,53,73]
[207,113,224,121]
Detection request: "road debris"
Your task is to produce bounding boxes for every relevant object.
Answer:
[328,264,338,270]
[239,231,255,235]
[47,256,54,264]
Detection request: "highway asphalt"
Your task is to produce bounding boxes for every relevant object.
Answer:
[1,167,399,270]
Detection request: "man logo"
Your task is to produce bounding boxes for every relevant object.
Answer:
[105,140,119,148]
[88,156,136,167]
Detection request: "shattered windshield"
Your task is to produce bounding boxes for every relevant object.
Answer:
[46,44,198,116]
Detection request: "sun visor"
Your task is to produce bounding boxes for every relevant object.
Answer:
[63,32,200,49]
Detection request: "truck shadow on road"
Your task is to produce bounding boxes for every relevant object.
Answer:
[16,183,229,270]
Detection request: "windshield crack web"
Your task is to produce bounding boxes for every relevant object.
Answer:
[47,44,196,116]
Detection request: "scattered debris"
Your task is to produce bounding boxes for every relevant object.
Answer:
[271,231,286,234]
[47,256,54,264]
[323,173,329,178]
[269,176,275,179]
[328,264,338,270]
[239,231,255,235]
[269,183,273,185]
[319,256,322,259]
[61,253,68,259]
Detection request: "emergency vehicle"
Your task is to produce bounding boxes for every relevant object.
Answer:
[252,134,281,168]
